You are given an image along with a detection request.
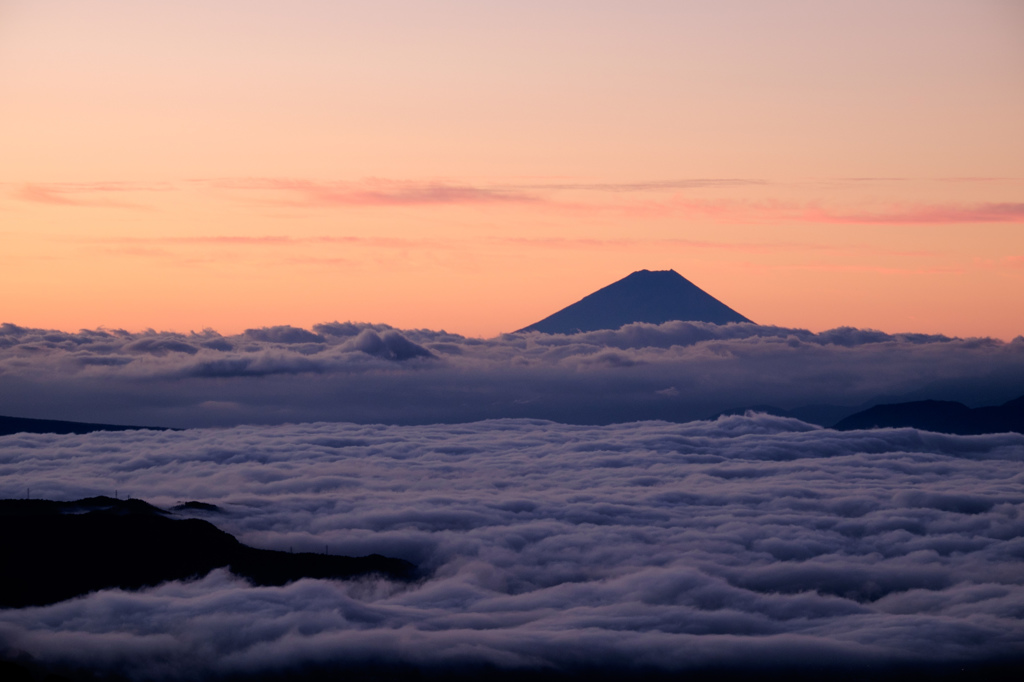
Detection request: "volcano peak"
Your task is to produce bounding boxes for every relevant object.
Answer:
[517,269,752,334]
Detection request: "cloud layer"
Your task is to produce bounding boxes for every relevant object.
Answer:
[13,178,1023,225]
[1,417,1023,679]
[1,321,1022,428]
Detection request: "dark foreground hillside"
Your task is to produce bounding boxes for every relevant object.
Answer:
[0,496,415,608]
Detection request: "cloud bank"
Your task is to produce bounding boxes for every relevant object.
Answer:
[1,321,1022,428]
[1,417,1022,679]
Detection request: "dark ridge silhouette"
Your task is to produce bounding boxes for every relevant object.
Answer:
[833,394,1024,435]
[0,496,416,608]
[711,403,865,427]
[238,661,1024,682]
[3,656,1022,682]
[517,269,752,334]
[0,414,174,437]
[171,500,223,512]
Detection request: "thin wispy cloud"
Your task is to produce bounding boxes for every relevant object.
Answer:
[610,198,1024,225]
[93,235,438,248]
[12,182,170,208]
[11,177,1021,226]
[88,235,444,266]
[506,178,766,192]
[213,178,541,207]
[493,236,935,257]
[781,263,967,275]
[82,234,934,261]
[212,177,765,207]
[799,202,1024,225]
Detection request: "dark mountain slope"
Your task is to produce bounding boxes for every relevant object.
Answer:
[518,269,751,334]
[0,496,416,608]
[0,414,173,437]
[833,394,1024,435]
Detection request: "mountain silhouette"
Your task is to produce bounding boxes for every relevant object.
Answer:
[0,496,416,608]
[517,269,752,334]
[833,394,1024,435]
[0,414,173,437]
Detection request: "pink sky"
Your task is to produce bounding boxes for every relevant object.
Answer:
[2,0,1022,339]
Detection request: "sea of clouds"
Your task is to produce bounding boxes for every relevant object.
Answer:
[2,321,1023,428]
[1,416,1023,679]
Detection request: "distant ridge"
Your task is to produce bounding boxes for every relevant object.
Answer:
[0,415,173,437]
[833,394,1024,435]
[518,269,751,334]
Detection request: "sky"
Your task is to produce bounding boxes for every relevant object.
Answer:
[2,0,1023,340]
[2,418,1023,678]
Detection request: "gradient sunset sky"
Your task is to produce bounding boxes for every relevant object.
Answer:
[2,0,1022,339]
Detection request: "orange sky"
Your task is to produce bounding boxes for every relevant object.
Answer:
[2,1,1023,339]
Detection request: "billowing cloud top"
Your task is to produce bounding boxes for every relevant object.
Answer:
[0,417,1022,678]
[1,321,1022,428]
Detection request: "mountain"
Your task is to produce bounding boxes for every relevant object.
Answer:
[711,403,864,427]
[517,269,752,334]
[0,415,173,437]
[0,496,416,608]
[833,394,1024,435]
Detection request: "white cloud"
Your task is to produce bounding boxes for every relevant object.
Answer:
[1,417,1022,678]
[1,321,1022,428]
